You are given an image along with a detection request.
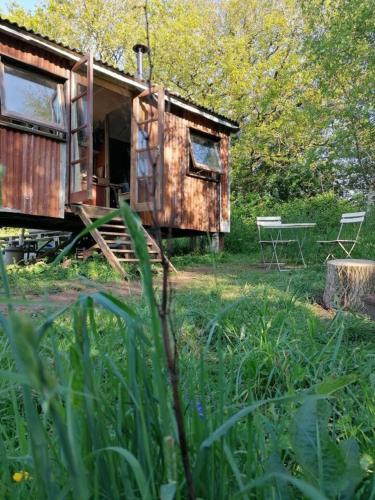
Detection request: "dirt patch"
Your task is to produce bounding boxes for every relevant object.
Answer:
[308,303,336,320]
[0,263,331,322]
[0,264,221,315]
[0,279,143,316]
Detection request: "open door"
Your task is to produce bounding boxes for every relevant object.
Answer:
[69,53,93,203]
[131,85,164,211]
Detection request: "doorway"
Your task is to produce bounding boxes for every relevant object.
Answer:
[92,84,132,207]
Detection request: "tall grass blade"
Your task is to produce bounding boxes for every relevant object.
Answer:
[98,447,152,500]
[238,472,329,500]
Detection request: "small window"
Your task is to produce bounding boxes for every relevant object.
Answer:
[189,129,222,175]
[0,60,65,130]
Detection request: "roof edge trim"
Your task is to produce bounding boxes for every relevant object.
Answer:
[0,22,239,131]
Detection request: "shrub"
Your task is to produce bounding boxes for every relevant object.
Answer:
[225,192,374,262]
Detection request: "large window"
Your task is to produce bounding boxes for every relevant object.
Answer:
[190,129,222,173]
[0,59,65,130]
[189,129,222,177]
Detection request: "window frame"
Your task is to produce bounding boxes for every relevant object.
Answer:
[188,127,223,177]
[0,56,67,133]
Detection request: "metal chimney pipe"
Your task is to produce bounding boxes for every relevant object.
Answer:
[132,43,150,81]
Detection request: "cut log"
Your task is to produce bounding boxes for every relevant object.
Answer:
[323,259,375,312]
[363,295,375,320]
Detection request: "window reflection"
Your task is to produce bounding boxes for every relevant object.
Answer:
[136,151,151,177]
[71,129,88,162]
[2,63,65,127]
[190,131,222,172]
[72,160,88,192]
[71,97,87,130]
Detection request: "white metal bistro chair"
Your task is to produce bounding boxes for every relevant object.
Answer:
[256,216,297,271]
[317,211,366,260]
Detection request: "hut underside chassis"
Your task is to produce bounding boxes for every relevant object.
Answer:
[0,206,221,238]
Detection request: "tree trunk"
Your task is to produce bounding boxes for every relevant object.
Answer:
[323,259,375,312]
[363,295,375,320]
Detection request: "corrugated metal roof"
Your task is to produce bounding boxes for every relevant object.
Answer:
[0,15,239,129]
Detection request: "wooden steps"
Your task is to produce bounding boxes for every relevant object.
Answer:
[70,204,165,277]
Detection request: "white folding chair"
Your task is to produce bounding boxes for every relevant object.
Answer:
[317,211,365,260]
[257,216,296,271]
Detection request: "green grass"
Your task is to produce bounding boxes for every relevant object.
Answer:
[0,211,374,498]
[3,256,141,295]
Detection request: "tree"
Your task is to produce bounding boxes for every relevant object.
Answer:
[302,0,375,195]
[4,0,373,200]
[5,0,146,68]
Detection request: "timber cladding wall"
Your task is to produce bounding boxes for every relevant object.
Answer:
[0,127,64,217]
[141,107,230,233]
[0,29,233,228]
[0,33,69,218]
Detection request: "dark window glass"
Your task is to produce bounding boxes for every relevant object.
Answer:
[71,97,87,130]
[190,131,222,172]
[137,150,152,177]
[71,129,89,162]
[2,63,64,127]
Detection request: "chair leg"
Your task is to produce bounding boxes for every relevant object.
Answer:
[259,242,266,266]
[339,241,356,258]
[319,243,335,262]
[324,253,335,262]
[296,239,306,267]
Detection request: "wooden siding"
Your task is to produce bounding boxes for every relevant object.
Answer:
[0,33,70,77]
[219,132,230,232]
[0,127,64,217]
[140,107,230,233]
[0,30,232,231]
[0,33,69,218]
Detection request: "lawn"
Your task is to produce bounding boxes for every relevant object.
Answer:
[0,248,374,499]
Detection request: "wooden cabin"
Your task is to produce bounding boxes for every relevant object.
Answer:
[0,17,238,274]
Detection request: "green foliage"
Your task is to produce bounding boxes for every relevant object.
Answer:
[0,208,374,498]
[4,0,374,198]
[290,399,363,497]
[225,192,375,261]
[5,256,120,294]
[171,251,231,267]
[0,2,374,492]
[2,0,145,70]
[302,0,375,193]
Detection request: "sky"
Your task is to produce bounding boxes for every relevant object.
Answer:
[0,0,39,12]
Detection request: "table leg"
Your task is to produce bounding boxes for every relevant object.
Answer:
[271,229,283,271]
[295,231,308,268]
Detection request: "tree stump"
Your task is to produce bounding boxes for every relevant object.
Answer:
[323,259,375,312]
[363,295,375,320]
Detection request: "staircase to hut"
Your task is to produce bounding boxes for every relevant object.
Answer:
[71,204,163,277]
